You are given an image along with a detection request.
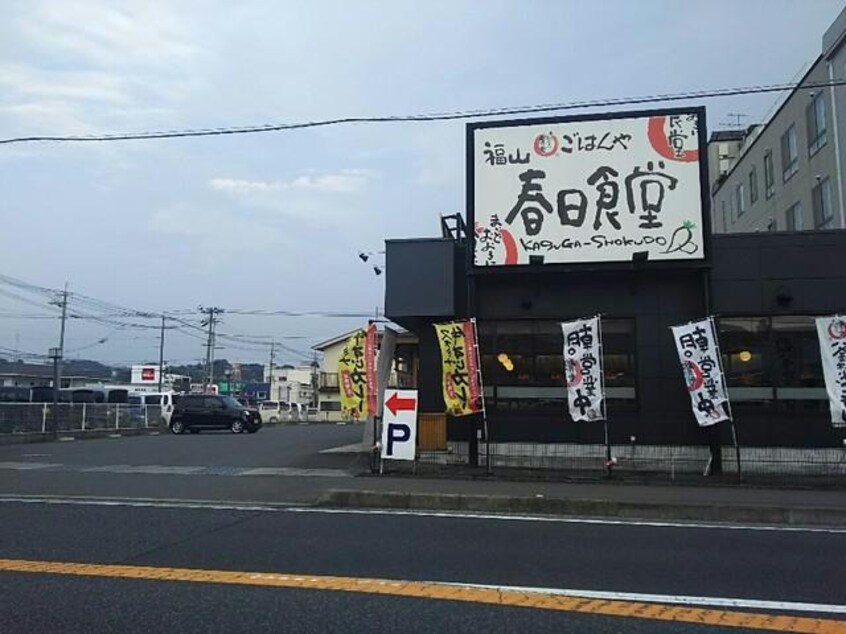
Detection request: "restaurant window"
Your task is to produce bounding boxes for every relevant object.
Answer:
[478,319,636,413]
[718,316,825,411]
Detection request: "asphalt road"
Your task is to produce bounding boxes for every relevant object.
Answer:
[0,424,367,503]
[1,500,844,633]
[0,426,844,632]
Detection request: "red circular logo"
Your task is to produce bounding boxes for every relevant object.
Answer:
[828,319,846,340]
[647,116,699,162]
[683,360,704,392]
[565,358,583,387]
[533,132,559,157]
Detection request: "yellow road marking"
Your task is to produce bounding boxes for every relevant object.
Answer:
[0,558,844,633]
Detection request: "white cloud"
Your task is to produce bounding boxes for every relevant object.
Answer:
[209,169,376,196]
[209,178,278,194]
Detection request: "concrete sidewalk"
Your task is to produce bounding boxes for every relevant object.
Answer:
[316,473,846,527]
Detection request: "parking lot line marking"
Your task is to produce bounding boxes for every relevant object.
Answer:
[0,557,843,632]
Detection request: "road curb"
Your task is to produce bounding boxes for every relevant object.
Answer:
[314,489,846,527]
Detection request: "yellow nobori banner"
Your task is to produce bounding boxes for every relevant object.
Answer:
[434,320,482,416]
[338,324,377,420]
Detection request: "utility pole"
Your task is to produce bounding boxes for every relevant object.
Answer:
[158,314,166,393]
[268,341,276,401]
[200,307,223,392]
[49,283,69,398]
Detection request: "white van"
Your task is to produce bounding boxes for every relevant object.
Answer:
[128,392,176,426]
[258,401,309,423]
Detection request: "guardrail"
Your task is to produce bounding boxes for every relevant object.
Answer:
[0,403,165,435]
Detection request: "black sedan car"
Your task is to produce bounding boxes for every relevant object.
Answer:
[169,395,262,435]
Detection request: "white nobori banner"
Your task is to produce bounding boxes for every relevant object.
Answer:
[671,317,731,427]
[815,316,846,428]
[561,316,605,422]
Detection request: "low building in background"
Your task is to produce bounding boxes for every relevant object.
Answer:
[264,365,316,409]
[312,328,418,422]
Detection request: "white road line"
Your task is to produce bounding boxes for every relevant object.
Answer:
[0,463,351,478]
[0,496,294,512]
[0,462,61,470]
[440,581,846,615]
[1,495,844,533]
[286,507,846,534]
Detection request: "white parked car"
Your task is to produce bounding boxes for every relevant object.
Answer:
[128,392,176,426]
[259,401,310,423]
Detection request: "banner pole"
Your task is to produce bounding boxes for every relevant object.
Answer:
[597,315,612,477]
[471,318,491,475]
[709,316,741,479]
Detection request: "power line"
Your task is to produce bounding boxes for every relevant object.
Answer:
[3,79,846,146]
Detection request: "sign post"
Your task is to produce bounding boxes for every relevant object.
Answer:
[380,389,419,464]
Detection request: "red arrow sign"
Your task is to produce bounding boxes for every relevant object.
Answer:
[385,392,417,416]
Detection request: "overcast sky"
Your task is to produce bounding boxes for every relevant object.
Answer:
[0,0,842,368]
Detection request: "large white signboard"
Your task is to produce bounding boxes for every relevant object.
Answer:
[815,315,846,428]
[471,109,706,266]
[380,389,419,461]
[671,317,731,427]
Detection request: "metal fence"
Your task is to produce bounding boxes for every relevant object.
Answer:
[0,403,164,435]
[413,442,846,480]
[395,414,846,483]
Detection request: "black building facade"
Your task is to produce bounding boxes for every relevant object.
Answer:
[384,230,846,451]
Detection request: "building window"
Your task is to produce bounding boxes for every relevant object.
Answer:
[719,316,825,412]
[764,150,774,198]
[812,177,834,229]
[781,124,798,182]
[806,92,826,156]
[785,201,803,231]
[735,182,746,216]
[721,200,728,231]
[749,165,758,204]
[479,319,636,414]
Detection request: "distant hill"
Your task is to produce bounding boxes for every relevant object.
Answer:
[0,357,265,385]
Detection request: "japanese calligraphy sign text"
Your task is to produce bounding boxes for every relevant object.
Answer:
[561,316,605,421]
[434,320,483,416]
[337,324,377,420]
[815,316,846,428]
[671,317,730,427]
[470,108,706,266]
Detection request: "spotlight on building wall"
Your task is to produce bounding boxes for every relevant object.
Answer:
[358,252,369,262]
[373,266,383,276]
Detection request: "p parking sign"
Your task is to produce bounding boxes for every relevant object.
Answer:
[380,389,418,461]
